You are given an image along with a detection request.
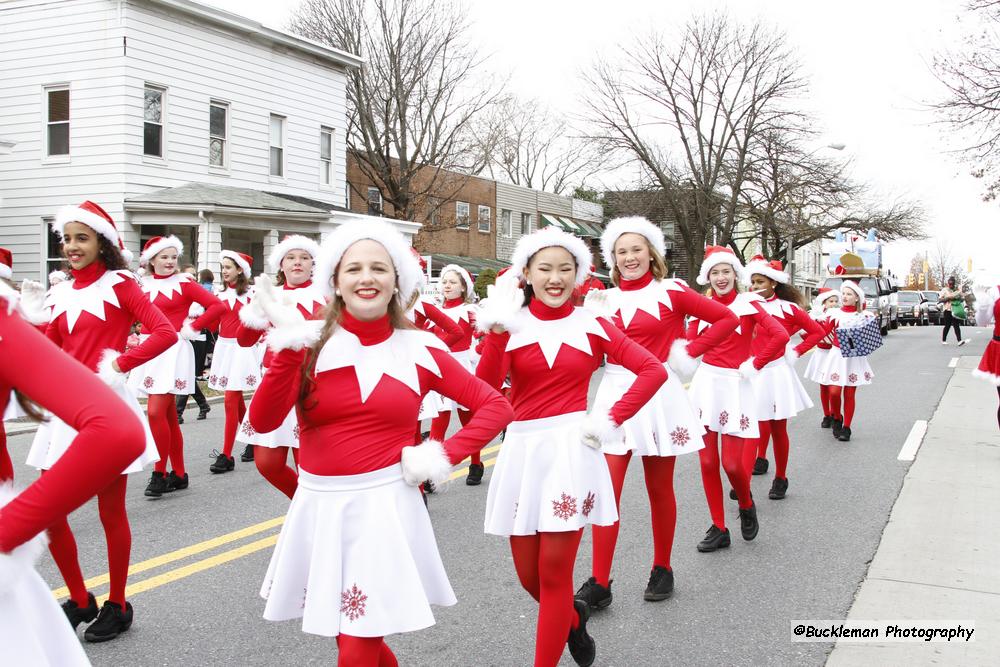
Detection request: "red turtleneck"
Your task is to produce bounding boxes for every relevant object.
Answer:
[687,288,789,370]
[752,294,828,358]
[139,270,225,334]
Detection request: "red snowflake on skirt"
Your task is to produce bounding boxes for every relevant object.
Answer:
[246,374,257,387]
[241,421,255,437]
[739,414,750,431]
[292,424,301,440]
[670,427,690,447]
[220,376,228,388]
[718,411,729,426]
[143,376,154,389]
[848,373,858,383]
[830,373,840,382]
[210,374,218,385]
[864,371,872,381]
[340,584,368,621]
[552,492,578,520]
[174,378,187,391]
[582,491,596,517]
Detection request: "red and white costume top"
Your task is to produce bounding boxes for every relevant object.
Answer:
[215,284,251,337]
[974,287,1000,385]
[687,290,789,370]
[819,305,876,387]
[753,295,827,359]
[411,298,463,348]
[138,272,225,336]
[237,280,326,368]
[248,311,512,476]
[429,297,476,353]
[207,284,263,392]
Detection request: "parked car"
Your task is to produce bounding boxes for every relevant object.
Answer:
[897,290,928,326]
[821,275,893,335]
[887,275,900,329]
[921,290,942,324]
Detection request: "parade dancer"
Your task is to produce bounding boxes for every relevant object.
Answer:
[743,257,827,500]
[25,201,176,641]
[0,279,148,663]
[803,288,840,429]
[207,251,263,474]
[237,235,326,499]
[686,247,788,552]
[1,247,21,482]
[574,218,738,611]
[824,281,877,442]
[476,226,667,667]
[128,236,225,496]
[247,219,511,667]
[973,284,1000,429]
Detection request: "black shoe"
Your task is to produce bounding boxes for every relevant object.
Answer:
[837,426,852,442]
[768,477,789,500]
[729,488,737,500]
[574,576,613,610]
[209,452,235,474]
[83,601,133,642]
[567,599,596,667]
[62,592,98,629]
[752,457,769,475]
[240,444,255,463]
[697,525,731,552]
[466,462,485,486]
[144,471,167,498]
[164,471,189,492]
[739,502,759,541]
[197,407,209,420]
[643,566,674,601]
[821,415,833,428]
[423,480,435,494]
[832,419,843,438]
[177,413,184,425]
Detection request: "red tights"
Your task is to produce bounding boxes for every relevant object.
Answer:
[148,394,185,476]
[222,391,246,458]
[699,431,752,529]
[591,452,676,586]
[430,410,478,464]
[510,530,583,667]
[827,386,857,427]
[751,419,790,480]
[820,385,832,417]
[336,634,398,667]
[0,430,12,482]
[255,446,299,499]
[48,474,130,607]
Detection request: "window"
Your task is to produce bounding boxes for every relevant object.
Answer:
[345,181,351,209]
[44,219,65,279]
[501,209,512,237]
[269,114,285,177]
[209,101,228,167]
[456,202,470,229]
[520,212,532,235]
[143,85,164,157]
[429,198,442,226]
[45,86,70,157]
[320,126,333,187]
[367,187,382,216]
[477,205,491,233]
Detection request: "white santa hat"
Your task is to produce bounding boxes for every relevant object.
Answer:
[743,254,789,285]
[48,269,68,285]
[509,226,593,286]
[139,235,183,266]
[219,250,252,278]
[439,264,475,299]
[0,247,11,281]
[313,219,423,301]
[600,216,666,270]
[841,279,865,305]
[267,234,322,274]
[52,200,134,263]
[696,245,745,286]
[812,286,839,311]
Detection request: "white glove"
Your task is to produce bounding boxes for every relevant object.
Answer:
[738,357,760,380]
[784,347,800,367]
[581,411,623,449]
[400,439,452,487]
[252,275,323,352]
[668,339,700,377]
[583,289,615,319]
[96,348,127,388]
[475,273,524,334]
[179,322,201,340]
[18,279,49,326]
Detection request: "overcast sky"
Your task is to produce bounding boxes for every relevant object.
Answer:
[204,0,1000,282]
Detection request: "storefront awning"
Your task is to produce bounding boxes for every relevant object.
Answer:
[430,253,510,277]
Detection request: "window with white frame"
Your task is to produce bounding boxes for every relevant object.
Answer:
[143,85,164,157]
[501,209,512,237]
[520,212,532,235]
[456,202,470,229]
[209,101,228,167]
[44,219,65,279]
[45,86,70,157]
[320,126,333,187]
[269,114,285,177]
[477,205,491,233]
[367,187,383,216]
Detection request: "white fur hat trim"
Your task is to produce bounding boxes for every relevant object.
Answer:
[743,257,789,285]
[510,226,592,286]
[439,264,475,298]
[0,264,10,281]
[600,216,666,270]
[219,250,252,278]
[696,247,745,286]
[313,219,423,301]
[139,235,183,265]
[267,235,322,274]
[841,279,865,302]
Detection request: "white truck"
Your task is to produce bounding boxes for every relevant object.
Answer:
[821,231,897,335]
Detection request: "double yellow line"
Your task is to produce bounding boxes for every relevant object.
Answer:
[52,444,504,604]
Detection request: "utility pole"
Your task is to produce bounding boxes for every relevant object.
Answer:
[923,251,929,290]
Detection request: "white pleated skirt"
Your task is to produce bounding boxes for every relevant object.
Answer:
[26,383,158,474]
[687,362,761,438]
[420,350,474,416]
[207,337,263,392]
[750,358,814,421]
[261,466,456,638]
[484,412,618,536]
[803,347,832,384]
[822,349,874,387]
[594,363,705,457]
[127,335,196,395]
[238,383,299,449]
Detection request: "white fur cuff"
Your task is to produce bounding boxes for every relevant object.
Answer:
[238,299,270,330]
[400,439,453,486]
[784,347,800,366]
[266,319,323,353]
[475,279,524,334]
[738,357,759,380]
[581,411,623,449]
[668,339,700,377]
[0,484,49,595]
[97,348,127,388]
[179,322,200,341]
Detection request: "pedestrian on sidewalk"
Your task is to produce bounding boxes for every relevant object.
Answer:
[973,284,1000,429]
[235,235,326,499]
[685,247,789,552]
[24,201,176,641]
[475,226,666,667]
[0,278,146,662]
[823,280,878,442]
[574,217,736,614]
[939,277,969,346]
[803,289,841,429]
[247,219,511,665]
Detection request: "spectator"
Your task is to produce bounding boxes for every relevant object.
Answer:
[572,264,606,306]
[198,268,215,292]
[938,276,968,346]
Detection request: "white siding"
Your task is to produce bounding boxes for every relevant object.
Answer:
[537,191,572,217]
[572,198,602,223]
[495,182,538,262]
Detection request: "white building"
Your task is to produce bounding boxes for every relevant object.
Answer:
[0,0,416,282]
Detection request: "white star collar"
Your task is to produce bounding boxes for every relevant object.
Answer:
[46,270,130,333]
[285,284,326,317]
[441,303,472,324]
[761,298,797,320]
[142,273,191,302]
[613,279,685,327]
[697,291,764,335]
[315,328,449,402]
[506,307,610,368]
[218,288,249,309]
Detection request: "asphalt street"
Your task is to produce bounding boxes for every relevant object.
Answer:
[3,323,978,666]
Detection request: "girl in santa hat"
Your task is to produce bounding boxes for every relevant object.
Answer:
[803,289,841,428]
[206,250,263,474]
[0,279,147,662]
[686,246,789,552]
[235,235,326,499]
[25,201,177,641]
[823,281,877,442]
[246,219,511,665]
[973,284,1000,429]
[743,256,827,500]
[475,226,667,667]
[573,217,738,612]
[128,236,226,496]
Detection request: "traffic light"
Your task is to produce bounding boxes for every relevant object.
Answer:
[919,272,925,285]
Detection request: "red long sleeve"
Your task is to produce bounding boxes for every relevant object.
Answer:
[186,281,226,332]
[418,302,464,348]
[788,305,826,356]
[597,319,668,425]
[475,331,512,391]
[114,279,177,374]
[248,346,304,434]
[749,302,790,369]
[674,287,740,359]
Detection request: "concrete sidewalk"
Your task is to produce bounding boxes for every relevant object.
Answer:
[826,355,998,666]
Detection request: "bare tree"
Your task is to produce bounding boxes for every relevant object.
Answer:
[289,0,502,224]
[929,240,970,289]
